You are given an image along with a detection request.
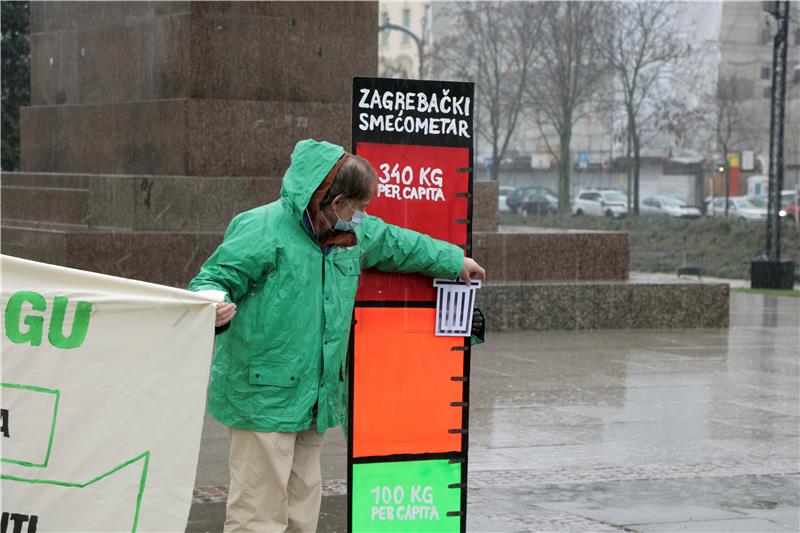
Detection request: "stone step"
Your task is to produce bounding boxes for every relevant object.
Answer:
[1,172,90,188]
[1,184,89,227]
[476,279,728,331]
[473,229,629,282]
[2,226,627,285]
[1,175,626,286]
[0,225,726,331]
[1,172,282,232]
[1,225,220,289]
[2,173,499,234]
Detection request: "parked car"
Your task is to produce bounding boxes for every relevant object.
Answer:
[781,200,799,222]
[747,195,767,209]
[640,196,702,218]
[780,190,798,222]
[757,190,800,222]
[520,190,559,216]
[707,196,767,221]
[748,189,797,222]
[572,189,628,218]
[743,190,795,214]
[498,186,515,213]
[507,186,557,214]
[782,190,797,208]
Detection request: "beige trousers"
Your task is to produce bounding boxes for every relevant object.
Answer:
[224,425,325,533]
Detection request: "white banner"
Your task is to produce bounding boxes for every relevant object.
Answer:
[1,255,217,532]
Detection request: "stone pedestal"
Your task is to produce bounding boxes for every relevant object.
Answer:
[4,1,378,284]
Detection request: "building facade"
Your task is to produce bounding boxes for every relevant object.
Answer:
[378,1,429,79]
[718,0,800,189]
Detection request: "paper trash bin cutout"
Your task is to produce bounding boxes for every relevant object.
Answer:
[433,279,482,337]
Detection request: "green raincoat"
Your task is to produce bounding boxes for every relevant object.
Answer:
[188,139,464,433]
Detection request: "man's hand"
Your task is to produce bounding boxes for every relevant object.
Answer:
[460,257,486,286]
[215,302,237,327]
[471,308,485,333]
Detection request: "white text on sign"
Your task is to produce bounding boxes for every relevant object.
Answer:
[369,485,441,522]
[377,164,445,202]
[357,88,472,139]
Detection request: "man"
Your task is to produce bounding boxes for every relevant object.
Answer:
[189,139,485,532]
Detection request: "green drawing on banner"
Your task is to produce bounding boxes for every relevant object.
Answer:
[0,382,60,468]
[1,450,150,533]
[352,459,462,532]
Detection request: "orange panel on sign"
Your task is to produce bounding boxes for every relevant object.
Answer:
[352,307,464,458]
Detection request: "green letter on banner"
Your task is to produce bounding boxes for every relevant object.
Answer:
[48,296,93,349]
[5,291,47,346]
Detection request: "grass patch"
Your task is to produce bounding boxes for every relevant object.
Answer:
[500,212,800,281]
[730,287,800,298]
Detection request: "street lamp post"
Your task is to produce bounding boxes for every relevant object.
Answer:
[378,22,425,80]
[752,0,795,289]
[764,1,789,262]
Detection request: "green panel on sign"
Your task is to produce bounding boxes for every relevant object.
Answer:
[352,459,462,532]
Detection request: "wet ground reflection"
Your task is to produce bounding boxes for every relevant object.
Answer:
[467,293,798,531]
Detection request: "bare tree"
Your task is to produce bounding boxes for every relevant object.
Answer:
[435,2,541,181]
[526,2,610,214]
[782,93,800,193]
[709,76,768,214]
[598,1,693,215]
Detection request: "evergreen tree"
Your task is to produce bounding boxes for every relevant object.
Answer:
[2,0,30,171]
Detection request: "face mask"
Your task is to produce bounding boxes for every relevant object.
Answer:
[331,204,366,233]
[350,207,366,225]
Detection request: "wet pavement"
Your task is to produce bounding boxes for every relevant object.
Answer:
[187,293,799,532]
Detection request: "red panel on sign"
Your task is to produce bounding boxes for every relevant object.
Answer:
[356,142,469,302]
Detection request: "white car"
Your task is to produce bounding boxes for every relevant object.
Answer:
[748,191,797,218]
[707,197,767,221]
[640,196,702,218]
[498,186,514,213]
[572,189,628,218]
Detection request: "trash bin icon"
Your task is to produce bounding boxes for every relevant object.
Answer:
[433,278,482,337]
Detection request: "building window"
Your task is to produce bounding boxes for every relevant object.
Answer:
[761,66,771,80]
[795,27,800,46]
[381,12,389,45]
[402,8,411,43]
[763,86,772,99]
[762,28,771,45]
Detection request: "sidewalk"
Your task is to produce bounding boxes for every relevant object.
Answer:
[188,293,799,532]
[638,270,799,290]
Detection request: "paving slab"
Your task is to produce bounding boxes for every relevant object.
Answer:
[631,517,795,532]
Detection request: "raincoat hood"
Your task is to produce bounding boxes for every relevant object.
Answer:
[280,139,346,219]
